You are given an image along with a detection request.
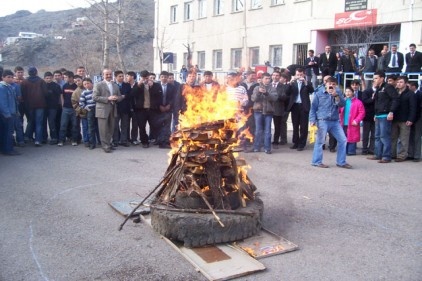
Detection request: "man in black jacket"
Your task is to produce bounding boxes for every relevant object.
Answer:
[44,72,62,144]
[130,70,163,148]
[286,68,314,151]
[361,85,376,155]
[156,71,176,148]
[113,70,132,147]
[367,71,400,163]
[319,45,338,76]
[407,81,422,161]
[391,76,417,162]
[405,43,422,73]
[383,45,404,73]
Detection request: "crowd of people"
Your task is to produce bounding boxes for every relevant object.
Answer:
[1,43,421,166]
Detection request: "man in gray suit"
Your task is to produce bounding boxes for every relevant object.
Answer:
[93,69,122,153]
[360,48,378,89]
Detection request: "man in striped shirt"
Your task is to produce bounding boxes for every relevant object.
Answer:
[79,78,99,149]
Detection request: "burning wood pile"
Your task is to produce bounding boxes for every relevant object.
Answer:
[156,119,256,213]
[148,87,263,247]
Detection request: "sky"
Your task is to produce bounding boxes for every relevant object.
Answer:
[0,0,92,17]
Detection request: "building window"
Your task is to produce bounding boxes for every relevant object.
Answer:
[214,0,224,16]
[170,5,177,23]
[184,2,193,21]
[231,48,242,69]
[271,0,284,5]
[169,53,177,72]
[198,0,207,18]
[213,50,223,70]
[250,0,262,9]
[197,51,206,70]
[293,43,308,65]
[183,52,189,66]
[232,0,244,12]
[270,45,282,67]
[249,47,260,66]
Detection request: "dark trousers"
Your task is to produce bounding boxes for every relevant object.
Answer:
[280,113,288,144]
[130,112,139,142]
[273,115,282,144]
[135,109,159,145]
[46,108,58,141]
[87,109,100,146]
[362,120,375,153]
[113,112,130,144]
[290,103,309,148]
[0,115,15,153]
[156,111,172,145]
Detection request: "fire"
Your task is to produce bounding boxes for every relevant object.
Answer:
[179,86,243,128]
[171,85,252,153]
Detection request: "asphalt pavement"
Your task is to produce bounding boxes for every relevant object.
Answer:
[0,139,421,281]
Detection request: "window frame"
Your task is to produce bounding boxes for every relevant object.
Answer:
[170,5,178,24]
[231,48,242,69]
[184,1,193,21]
[249,47,260,67]
[269,45,283,67]
[213,49,223,70]
[198,0,207,19]
[197,51,206,70]
[214,0,225,16]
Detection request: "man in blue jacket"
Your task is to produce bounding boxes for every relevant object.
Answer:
[0,69,20,155]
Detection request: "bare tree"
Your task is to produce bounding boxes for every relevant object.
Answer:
[156,27,174,73]
[335,25,397,56]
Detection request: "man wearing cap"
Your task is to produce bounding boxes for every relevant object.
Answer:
[130,70,163,148]
[92,68,123,153]
[20,66,47,146]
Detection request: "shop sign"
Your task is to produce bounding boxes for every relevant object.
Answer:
[345,0,367,11]
[334,9,377,29]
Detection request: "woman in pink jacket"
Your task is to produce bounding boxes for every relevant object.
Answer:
[340,88,366,155]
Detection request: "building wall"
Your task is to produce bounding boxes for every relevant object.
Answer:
[153,0,422,75]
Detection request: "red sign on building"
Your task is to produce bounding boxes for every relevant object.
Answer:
[334,9,377,29]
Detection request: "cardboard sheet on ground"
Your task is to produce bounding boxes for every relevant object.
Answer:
[233,228,299,259]
[108,198,152,216]
[109,200,298,280]
[141,214,265,281]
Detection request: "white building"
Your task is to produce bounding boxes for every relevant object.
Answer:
[153,0,422,77]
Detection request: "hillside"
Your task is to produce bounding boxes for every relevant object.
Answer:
[0,0,154,75]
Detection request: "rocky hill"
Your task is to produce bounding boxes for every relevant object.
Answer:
[0,0,154,76]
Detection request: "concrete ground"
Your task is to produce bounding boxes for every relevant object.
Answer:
[0,139,421,281]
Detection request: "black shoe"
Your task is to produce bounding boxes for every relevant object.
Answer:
[103,147,112,153]
[290,144,298,149]
[142,143,149,148]
[111,142,118,147]
[280,141,287,145]
[89,145,96,150]
[121,142,130,147]
[297,147,304,151]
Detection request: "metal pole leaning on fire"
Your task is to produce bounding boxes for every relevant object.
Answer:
[118,147,182,231]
